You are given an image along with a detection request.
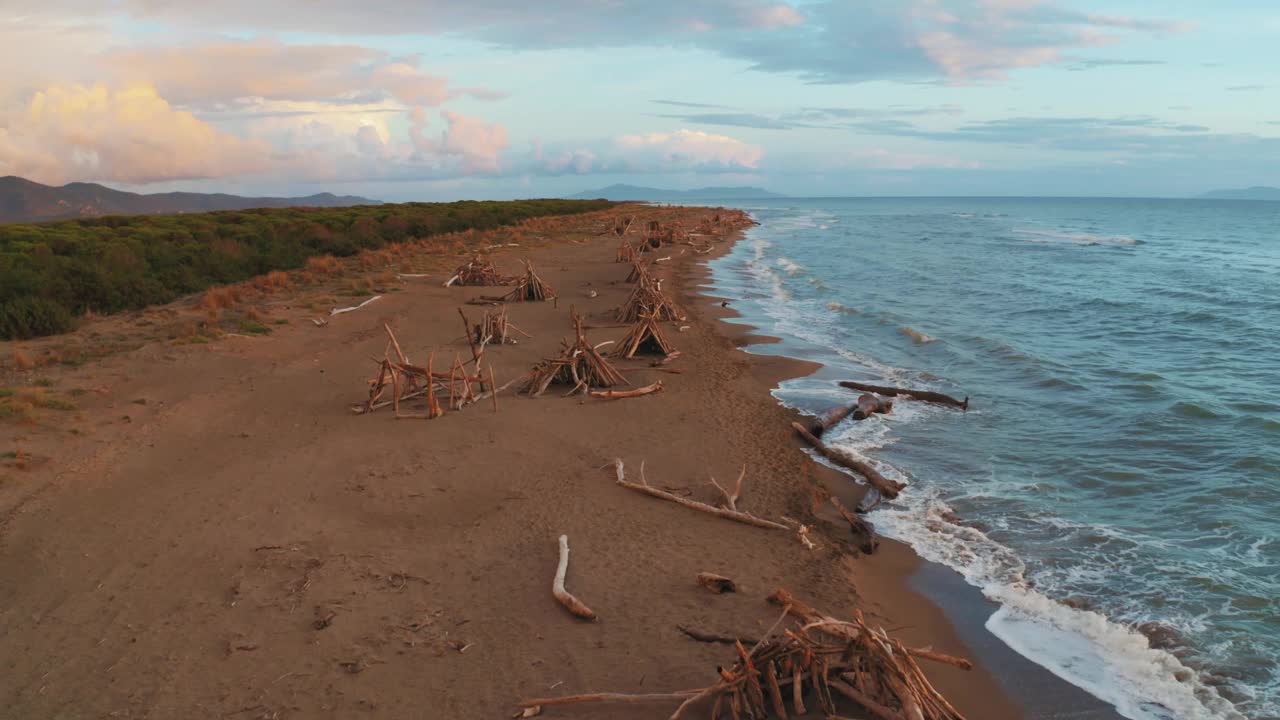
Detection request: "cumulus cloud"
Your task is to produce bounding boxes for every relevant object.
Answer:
[0,84,271,184]
[438,111,509,173]
[615,129,764,170]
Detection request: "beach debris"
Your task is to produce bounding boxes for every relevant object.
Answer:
[797,524,817,550]
[589,381,664,400]
[355,324,493,417]
[617,275,684,323]
[612,313,676,358]
[470,260,557,303]
[552,535,596,621]
[519,588,972,719]
[616,239,638,263]
[461,305,527,347]
[677,625,758,645]
[839,381,969,410]
[854,394,894,420]
[625,260,649,284]
[831,496,879,555]
[612,459,789,531]
[709,465,745,511]
[445,255,510,287]
[696,572,737,594]
[329,295,382,316]
[521,309,628,396]
[791,422,905,499]
[650,350,682,368]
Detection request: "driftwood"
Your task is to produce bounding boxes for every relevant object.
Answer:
[839,381,968,410]
[806,403,856,437]
[357,325,492,418]
[792,422,905,499]
[522,310,627,395]
[330,295,382,316]
[617,275,684,323]
[696,572,737,594]
[854,394,894,420]
[552,535,596,621]
[831,496,878,555]
[523,588,970,720]
[612,459,788,531]
[612,314,675,358]
[677,625,758,645]
[589,381,663,400]
[447,255,509,287]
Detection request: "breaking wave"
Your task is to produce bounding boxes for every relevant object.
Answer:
[1015,229,1141,246]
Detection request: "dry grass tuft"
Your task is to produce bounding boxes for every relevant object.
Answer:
[200,286,242,311]
[254,270,293,293]
[13,349,34,370]
[305,255,342,277]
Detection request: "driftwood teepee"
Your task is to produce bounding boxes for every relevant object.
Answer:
[612,313,675,358]
[506,260,556,302]
[617,275,684,323]
[521,309,627,396]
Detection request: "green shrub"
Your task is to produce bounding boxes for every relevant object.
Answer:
[0,297,74,339]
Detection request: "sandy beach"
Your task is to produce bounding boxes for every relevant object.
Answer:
[2,205,1059,719]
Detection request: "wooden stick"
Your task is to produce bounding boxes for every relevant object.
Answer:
[383,322,409,365]
[838,381,968,410]
[552,535,596,621]
[518,691,699,708]
[589,381,663,400]
[792,422,904,499]
[612,460,788,530]
[827,678,905,720]
[831,496,879,555]
[765,662,790,720]
[330,295,382,316]
[676,625,759,645]
[489,366,499,413]
[903,647,974,672]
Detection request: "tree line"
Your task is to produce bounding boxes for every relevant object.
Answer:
[0,199,615,339]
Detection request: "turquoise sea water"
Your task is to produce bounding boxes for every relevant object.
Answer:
[705,198,1279,720]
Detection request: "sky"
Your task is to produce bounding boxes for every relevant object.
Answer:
[1,1,1277,200]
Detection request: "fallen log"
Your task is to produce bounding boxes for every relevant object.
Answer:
[831,496,878,555]
[839,381,968,410]
[589,381,663,400]
[612,459,788,531]
[806,403,856,437]
[854,393,894,420]
[552,535,596,621]
[792,422,904,498]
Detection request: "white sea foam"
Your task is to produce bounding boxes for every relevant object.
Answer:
[866,477,1245,720]
[1015,229,1140,246]
[776,257,804,276]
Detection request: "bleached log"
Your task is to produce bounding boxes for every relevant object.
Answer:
[329,295,382,316]
[589,381,663,400]
[612,460,788,531]
[552,535,596,621]
[838,381,968,410]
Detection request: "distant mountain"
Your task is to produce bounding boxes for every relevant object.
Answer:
[1198,186,1280,201]
[0,176,379,224]
[567,184,785,201]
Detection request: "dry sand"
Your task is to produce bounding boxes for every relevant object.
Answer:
[0,206,1023,719]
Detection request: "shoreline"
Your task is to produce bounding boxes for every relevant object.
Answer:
[0,204,1095,719]
[682,224,1125,720]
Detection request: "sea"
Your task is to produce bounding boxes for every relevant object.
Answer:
[703,197,1279,720]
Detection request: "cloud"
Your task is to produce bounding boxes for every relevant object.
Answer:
[438,111,509,172]
[615,129,764,170]
[103,39,499,110]
[653,112,799,130]
[1064,57,1165,71]
[1226,85,1267,92]
[651,100,735,110]
[24,1,1188,83]
[0,84,271,184]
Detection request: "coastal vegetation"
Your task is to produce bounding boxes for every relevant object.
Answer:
[0,199,615,339]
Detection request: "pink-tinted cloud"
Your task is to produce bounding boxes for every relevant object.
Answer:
[615,129,764,170]
[439,111,509,173]
[0,84,271,184]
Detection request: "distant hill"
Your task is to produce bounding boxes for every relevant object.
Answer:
[567,184,785,201]
[0,176,378,224]
[1198,186,1280,201]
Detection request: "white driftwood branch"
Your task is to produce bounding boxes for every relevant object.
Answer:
[611,459,787,531]
[330,295,383,316]
[553,535,597,621]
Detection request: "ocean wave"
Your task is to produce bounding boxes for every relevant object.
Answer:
[899,326,939,344]
[872,494,1246,720]
[827,301,862,315]
[1015,229,1141,246]
[776,257,804,276]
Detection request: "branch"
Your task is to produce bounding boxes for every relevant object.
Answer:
[552,535,596,621]
[612,459,787,531]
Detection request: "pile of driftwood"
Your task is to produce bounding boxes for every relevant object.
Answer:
[469,260,556,304]
[461,305,526,346]
[520,310,628,396]
[613,312,674,358]
[618,274,684,323]
[521,587,971,720]
[626,260,650,284]
[445,255,508,287]
[357,324,497,418]
[616,239,638,264]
